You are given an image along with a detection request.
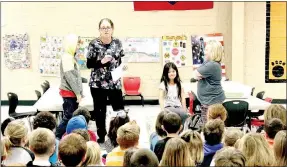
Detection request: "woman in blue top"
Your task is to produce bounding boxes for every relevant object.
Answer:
[194,40,226,123]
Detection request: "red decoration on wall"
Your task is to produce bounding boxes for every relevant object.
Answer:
[133,1,213,11]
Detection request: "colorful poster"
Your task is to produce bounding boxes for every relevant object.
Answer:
[76,37,94,69]
[39,36,63,77]
[162,35,187,67]
[121,37,160,63]
[3,33,31,69]
[191,33,224,66]
[265,2,286,83]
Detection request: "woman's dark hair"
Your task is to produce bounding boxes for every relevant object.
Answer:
[108,112,130,147]
[99,18,114,29]
[155,110,170,137]
[160,62,182,98]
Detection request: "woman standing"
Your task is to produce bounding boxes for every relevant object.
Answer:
[86,18,125,143]
[194,40,225,124]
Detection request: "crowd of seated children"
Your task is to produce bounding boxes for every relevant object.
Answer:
[1,103,286,167]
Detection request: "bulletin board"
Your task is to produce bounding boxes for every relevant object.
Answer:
[265,2,287,83]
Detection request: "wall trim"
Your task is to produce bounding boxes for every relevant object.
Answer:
[1,99,286,106]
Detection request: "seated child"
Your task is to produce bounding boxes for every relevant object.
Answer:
[32,111,59,165]
[130,148,159,167]
[58,133,87,166]
[123,147,138,167]
[213,147,246,167]
[223,127,244,147]
[71,129,90,141]
[273,130,287,166]
[150,110,170,151]
[207,103,227,121]
[62,115,88,139]
[26,128,55,167]
[159,62,189,124]
[2,120,34,165]
[264,118,285,147]
[238,133,274,166]
[202,119,225,167]
[154,112,182,162]
[104,110,130,153]
[106,121,140,166]
[72,107,97,141]
[160,137,194,166]
[81,141,102,166]
[181,130,204,166]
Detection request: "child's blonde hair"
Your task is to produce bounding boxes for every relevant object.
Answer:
[223,128,244,147]
[117,121,140,149]
[82,141,101,166]
[264,104,286,123]
[28,128,55,156]
[238,133,274,166]
[207,103,227,121]
[214,146,246,166]
[273,130,287,166]
[205,40,224,63]
[180,130,204,164]
[2,120,27,154]
[160,137,195,166]
[1,139,7,161]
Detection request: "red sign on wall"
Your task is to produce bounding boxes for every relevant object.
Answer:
[134,1,213,11]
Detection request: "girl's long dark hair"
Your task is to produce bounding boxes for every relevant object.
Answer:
[107,114,130,147]
[160,62,182,98]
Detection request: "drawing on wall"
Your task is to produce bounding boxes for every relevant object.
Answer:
[121,37,160,63]
[3,33,31,69]
[265,2,286,83]
[191,33,224,66]
[39,36,63,77]
[162,35,187,67]
[76,37,95,69]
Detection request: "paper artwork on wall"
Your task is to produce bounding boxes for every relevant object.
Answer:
[39,36,63,77]
[121,37,160,63]
[2,33,31,69]
[191,33,224,66]
[75,37,94,69]
[162,35,187,67]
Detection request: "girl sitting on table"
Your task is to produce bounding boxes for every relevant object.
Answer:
[193,40,226,124]
[55,34,83,139]
[159,62,189,124]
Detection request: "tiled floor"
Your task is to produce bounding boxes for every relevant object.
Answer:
[1,105,161,149]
